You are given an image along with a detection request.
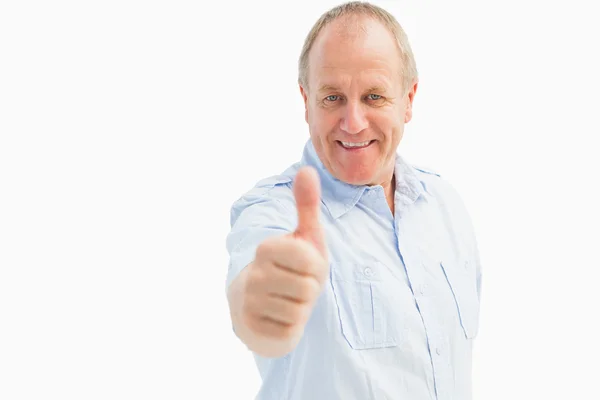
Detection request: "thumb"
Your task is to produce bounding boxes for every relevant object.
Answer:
[292,166,326,256]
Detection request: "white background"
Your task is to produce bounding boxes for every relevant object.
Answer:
[1,1,599,399]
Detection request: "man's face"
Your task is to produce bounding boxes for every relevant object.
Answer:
[300,16,417,186]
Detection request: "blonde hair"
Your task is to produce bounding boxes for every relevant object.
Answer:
[298,1,418,96]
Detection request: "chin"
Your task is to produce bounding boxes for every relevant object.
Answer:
[335,168,376,186]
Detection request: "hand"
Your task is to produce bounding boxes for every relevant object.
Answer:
[242,166,329,343]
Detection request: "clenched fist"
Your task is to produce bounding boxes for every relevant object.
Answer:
[228,166,329,357]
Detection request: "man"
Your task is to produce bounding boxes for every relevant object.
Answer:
[225,2,482,399]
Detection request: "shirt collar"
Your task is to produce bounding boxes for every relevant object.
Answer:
[300,139,431,219]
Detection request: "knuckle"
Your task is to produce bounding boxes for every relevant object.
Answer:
[286,304,302,323]
[316,260,330,282]
[293,304,311,324]
[257,236,284,260]
[246,268,264,292]
[241,294,259,318]
[303,262,325,283]
[255,240,273,261]
[298,277,319,300]
[243,309,261,332]
[298,242,326,273]
[253,318,296,341]
[276,323,298,340]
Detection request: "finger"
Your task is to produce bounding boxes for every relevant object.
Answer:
[263,266,321,303]
[246,315,297,341]
[259,295,310,326]
[292,166,326,255]
[256,236,325,279]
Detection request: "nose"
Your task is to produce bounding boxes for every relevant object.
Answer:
[340,101,368,135]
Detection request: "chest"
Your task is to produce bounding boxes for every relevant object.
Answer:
[318,195,480,350]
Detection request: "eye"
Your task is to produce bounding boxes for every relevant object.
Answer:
[325,95,340,102]
[367,94,383,101]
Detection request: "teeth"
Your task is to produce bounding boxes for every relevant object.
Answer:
[341,141,371,148]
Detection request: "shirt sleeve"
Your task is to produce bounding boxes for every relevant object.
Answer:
[225,183,297,292]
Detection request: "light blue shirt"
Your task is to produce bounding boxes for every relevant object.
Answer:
[226,140,482,400]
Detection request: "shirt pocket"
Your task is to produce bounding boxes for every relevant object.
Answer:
[440,258,480,339]
[329,262,400,350]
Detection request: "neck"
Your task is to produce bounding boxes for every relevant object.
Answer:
[382,173,396,214]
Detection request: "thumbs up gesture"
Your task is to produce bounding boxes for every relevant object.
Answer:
[240,166,329,346]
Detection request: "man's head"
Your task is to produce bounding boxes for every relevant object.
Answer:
[298,2,418,187]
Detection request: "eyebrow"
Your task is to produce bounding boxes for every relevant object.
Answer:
[365,86,388,94]
[317,84,341,93]
[317,84,389,94]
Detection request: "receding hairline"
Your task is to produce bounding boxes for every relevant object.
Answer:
[297,1,418,96]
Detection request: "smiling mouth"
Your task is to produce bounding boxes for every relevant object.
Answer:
[337,140,375,149]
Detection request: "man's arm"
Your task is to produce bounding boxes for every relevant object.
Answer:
[225,167,329,359]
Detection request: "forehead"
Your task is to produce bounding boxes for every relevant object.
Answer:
[315,70,394,94]
[308,16,402,88]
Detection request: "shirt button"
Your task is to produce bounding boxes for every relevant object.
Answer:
[364,267,374,277]
[419,284,427,295]
[464,260,470,270]
[436,347,441,356]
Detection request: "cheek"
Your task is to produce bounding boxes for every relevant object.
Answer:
[376,111,404,139]
[371,115,393,138]
[310,109,338,137]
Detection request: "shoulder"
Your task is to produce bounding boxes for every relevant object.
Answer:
[410,162,468,210]
[412,164,441,178]
[410,163,452,197]
[229,164,300,228]
[412,163,476,236]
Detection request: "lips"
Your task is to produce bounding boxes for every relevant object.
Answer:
[337,140,375,149]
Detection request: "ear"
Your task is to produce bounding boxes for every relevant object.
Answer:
[404,81,418,123]
[299,84,309,124]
